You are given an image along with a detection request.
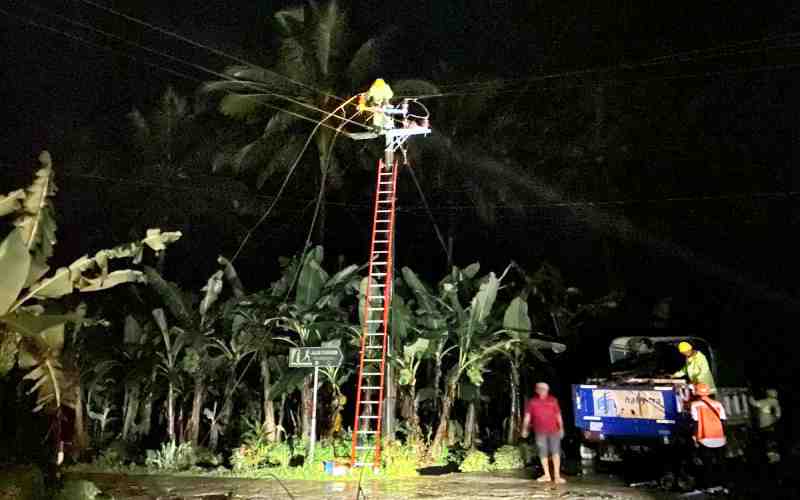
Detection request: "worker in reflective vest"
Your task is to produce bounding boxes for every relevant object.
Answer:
[690,383,727,487]
[673,341,716,394]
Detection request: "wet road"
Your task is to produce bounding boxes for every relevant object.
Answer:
[69,470,676,499]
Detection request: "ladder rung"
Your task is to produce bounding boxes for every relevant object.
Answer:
[379,181,393,185]
[364,359,382,362]
[369,284,386,287]
[371,261,388,265]
[367,307,385,311]
[366,320,383,323]
[357,430,378,433]
[375,230,390,233]
[365,333,384,337]
[360,415,380,419]
[378,191,393,194]
[374,240,389,244]
[356,446,375,450]
[379,172,393,176]
[362,372,381,376]
[372,250,388,253]
[366,345,383,348]
[375,220,390,223]
[359,401,380,405]
[370,273,387,277]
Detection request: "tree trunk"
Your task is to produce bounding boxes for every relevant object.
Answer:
[464,401,478,449]
[301,373,314,441]
[217,371,238,441]
[431,383,456,457]
[261,358,277,442]
[140,376,154,439]
[185,375,204,446]
[433,347,444,414]
[506,362,521,445]
[72,384,89,455]
[277,394,287,442]
[167,383,175,442]
[399,384,422,441]
[122,384,140,441]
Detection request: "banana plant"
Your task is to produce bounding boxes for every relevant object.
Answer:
[424,266,527,457]
[0,152,181,444]
[152,308,187,443]
[269,246,361,441]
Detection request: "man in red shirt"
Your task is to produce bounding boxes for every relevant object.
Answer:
[521,382,565,483]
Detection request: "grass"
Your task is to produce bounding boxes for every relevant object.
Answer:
[66,462,411,482]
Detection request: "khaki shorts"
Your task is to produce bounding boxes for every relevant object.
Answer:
[535,432,561,457]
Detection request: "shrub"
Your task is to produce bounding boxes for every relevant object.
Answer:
[445,445,467,465]
[54,480,101,500]
[518,442,537,466]
[0,466,45,500]
[458,449,492,472]
[144,441,196,471]
[93,440,136,468]
[492,445,525,470]
[194,446,223,467]
[381,440,422,478]
[231,441,292,471]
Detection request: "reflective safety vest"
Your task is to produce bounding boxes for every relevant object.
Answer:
[690,397,727,448]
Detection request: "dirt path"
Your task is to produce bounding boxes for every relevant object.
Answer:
[68,470,675,499]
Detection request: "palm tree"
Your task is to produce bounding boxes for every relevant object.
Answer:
[398,82,529,266]
[204,0,436,244]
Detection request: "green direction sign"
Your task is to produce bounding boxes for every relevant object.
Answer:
[289,347,344,368]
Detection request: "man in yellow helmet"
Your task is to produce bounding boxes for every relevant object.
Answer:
[363,78,394,129]
[672,341,716,394]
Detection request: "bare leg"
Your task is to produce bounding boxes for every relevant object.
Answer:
[553,454,566,483]
[538,456,552,481]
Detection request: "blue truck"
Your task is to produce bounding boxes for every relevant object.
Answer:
[573,336,751,465]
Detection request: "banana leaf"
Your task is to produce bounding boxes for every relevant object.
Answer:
[503,297,532,340]
[0,229,31,315]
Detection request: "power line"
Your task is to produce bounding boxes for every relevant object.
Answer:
[74,0,342,102]
[405,60,800,100]
[22,2,371,133]
[0,7,200,85]
[417,30,800,96]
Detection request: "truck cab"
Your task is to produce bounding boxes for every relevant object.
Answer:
[573,336,751,463]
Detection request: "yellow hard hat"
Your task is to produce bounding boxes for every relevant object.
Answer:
[367,78,393,102]
[678,341,693,354]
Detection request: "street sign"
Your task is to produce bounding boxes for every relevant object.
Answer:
[288,347,343,368]
[288,346,344,462]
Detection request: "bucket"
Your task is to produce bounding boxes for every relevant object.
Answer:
[323,460,349,476]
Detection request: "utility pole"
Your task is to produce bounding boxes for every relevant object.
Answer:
[347,79,431,468]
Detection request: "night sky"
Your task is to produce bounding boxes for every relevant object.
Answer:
[3,1,800,399]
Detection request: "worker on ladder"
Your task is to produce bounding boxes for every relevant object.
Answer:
[359,79,394,130]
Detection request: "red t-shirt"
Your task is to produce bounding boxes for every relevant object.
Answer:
[525,395,562,434]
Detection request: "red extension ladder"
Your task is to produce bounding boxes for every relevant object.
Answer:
[350,159,399,468]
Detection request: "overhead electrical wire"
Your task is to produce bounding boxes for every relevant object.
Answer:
[399,35,800,99]
[0,7,201,85]
[21,1,372,133]
[413,29,800,95]
[229,94,360,263]
[73,0,343,102]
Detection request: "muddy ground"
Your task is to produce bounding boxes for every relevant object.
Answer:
[68,470,679,500]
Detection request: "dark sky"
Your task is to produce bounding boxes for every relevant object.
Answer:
[2,1,800,315]
[3,0,796,160]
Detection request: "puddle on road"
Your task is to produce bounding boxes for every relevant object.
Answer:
[68,471,673,499]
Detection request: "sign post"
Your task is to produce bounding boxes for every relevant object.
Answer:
[310,365,319,462]
[288,346,344,464]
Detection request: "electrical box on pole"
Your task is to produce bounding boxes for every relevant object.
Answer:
[344,79,431,469]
